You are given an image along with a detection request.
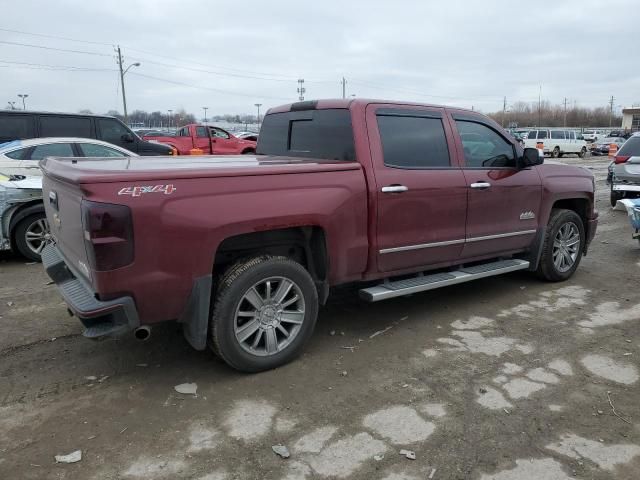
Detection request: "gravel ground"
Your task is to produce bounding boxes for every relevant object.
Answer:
[0,155,639,480]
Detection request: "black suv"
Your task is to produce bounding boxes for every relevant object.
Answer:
[0,110,173,156]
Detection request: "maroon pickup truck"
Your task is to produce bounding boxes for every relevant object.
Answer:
[40,99,598,372]
[143,124,257,155]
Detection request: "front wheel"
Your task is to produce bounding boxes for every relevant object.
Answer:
[209,256,318,372]
[14,213,50,261]
[577,147,587,158]
[536,209,585,282]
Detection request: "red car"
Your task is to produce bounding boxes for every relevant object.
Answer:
[41,98,597,372]
[144,124,256,155]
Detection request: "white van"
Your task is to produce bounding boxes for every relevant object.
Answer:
[524,129,587,158]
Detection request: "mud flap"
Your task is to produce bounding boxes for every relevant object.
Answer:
[526,227,546,271]
[179,275,212,350]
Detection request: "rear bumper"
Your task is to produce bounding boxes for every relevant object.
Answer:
[42,243,140,338]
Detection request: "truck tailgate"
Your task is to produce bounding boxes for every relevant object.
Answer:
[42,174,92,283]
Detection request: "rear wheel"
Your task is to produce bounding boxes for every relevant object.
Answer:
[241,149,255,155]
[14,213,50,261]
[536,209,584,282]
[209,256,318,372]
[551,147,560,158]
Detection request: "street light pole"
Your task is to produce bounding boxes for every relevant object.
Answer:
[202,107,208,123]
[116,45,140,125]
[168,110,173,129]
[18,94,28,110]
[7,101,16,110]
[254,103,262,124]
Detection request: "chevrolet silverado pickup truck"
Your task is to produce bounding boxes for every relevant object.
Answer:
[143,124,257,155]
[40,99,598,372]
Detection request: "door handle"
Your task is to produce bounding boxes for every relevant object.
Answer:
[470,182,491,190]
[381,185,409,193]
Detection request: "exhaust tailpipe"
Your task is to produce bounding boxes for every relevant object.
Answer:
[134,326,151,341]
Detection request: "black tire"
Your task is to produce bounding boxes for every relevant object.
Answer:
[610,184,624,207]
[577,147,587,158]
[551,147,560,158]
[13,213,49,262]
[536,209,585,282]
[209,255,318,372]
[241,149,255,155]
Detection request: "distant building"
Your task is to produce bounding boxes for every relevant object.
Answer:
[621,107,640,131]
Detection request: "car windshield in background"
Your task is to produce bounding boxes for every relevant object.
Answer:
[256,109,355,161]
[617,136,640,156]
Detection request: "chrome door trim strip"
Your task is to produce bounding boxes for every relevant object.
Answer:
[465,229,537,243]
[379,230,536,254]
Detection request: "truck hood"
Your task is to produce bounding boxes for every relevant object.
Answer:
[40,155,361,184]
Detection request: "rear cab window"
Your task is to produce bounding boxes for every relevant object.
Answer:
[257,109,355,161]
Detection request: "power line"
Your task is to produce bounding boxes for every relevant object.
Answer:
[0,59,115,71]
[0,27,114,46]
[0,40,111,57]
[128,72,291,101]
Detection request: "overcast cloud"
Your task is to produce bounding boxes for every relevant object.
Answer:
[1,0,639,117]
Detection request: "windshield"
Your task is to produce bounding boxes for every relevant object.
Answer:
[257,109,355,161]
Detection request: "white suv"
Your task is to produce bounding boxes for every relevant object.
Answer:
[582,130,605,142]
[524,129,588,158]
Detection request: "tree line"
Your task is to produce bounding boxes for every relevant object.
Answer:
[486,101,623,129]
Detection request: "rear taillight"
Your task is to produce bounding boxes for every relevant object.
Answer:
[614,155,630,164]
[81,200,134,271]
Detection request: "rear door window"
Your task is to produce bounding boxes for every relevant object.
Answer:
[550,131,564,139]
[39,116,92,137]
[28,143,75,160]
[78,143,129,157]
[376,114,450,168]
[537,130,548,139]
[5,148,27,160]
[257,109,355,161]
[195,126,208,137]
[0,114,35,140]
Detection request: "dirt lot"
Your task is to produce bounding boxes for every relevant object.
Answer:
[1,155,639,480]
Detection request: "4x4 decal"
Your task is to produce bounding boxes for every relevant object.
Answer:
[118,184,176,197]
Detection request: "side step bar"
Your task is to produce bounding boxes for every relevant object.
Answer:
[359,259,530,302]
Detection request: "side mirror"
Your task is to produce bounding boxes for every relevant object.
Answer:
[520,147,543,168]
[121,133,134,143]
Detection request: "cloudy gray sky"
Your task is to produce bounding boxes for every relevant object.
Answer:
[2,0,638,118]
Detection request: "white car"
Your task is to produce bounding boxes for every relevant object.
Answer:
[524,129,588,158]
[0,137,137,176]
[582,130,605,142]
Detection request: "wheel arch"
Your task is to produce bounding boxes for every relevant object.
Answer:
[213,226,330,303]
[8,200,45,248]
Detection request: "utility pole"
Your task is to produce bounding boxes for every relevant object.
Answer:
[116,46,140,125]
[342,77,347,99]
[254,103,262,124]
[17,94,28,110]
[168,109,173,129]
[202,107,208,123]
[609,95,615,127]
[116,46,127,123]
[502,96,507,127]
[297,79,305,101]
[538,85,542,127]
[563,97,568,127]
